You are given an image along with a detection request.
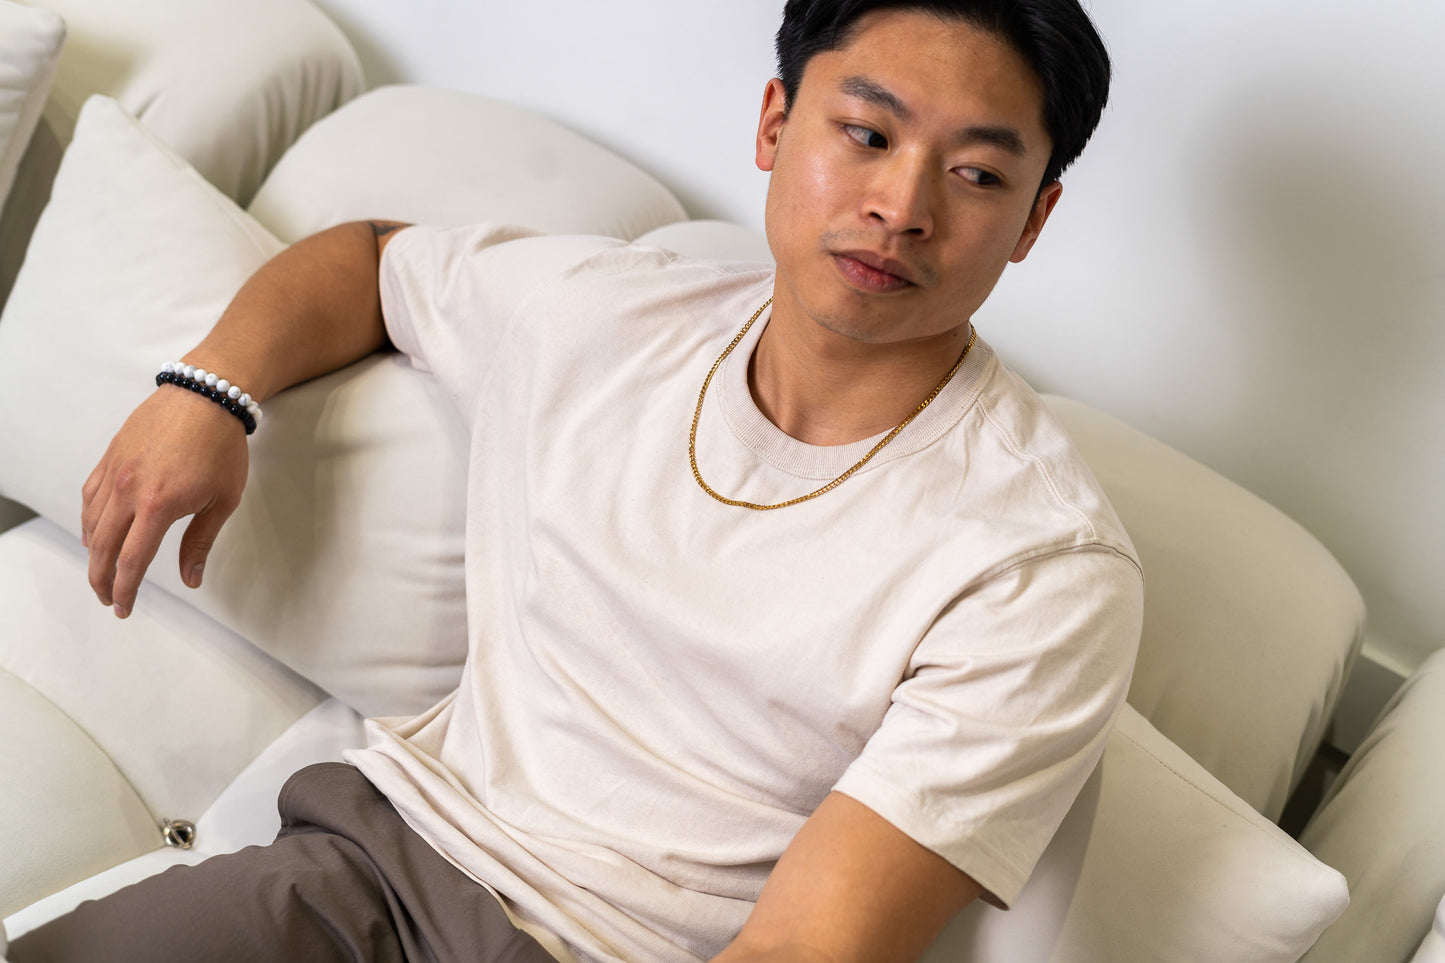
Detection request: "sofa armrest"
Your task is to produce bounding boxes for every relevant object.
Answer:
[1299,649,1445,962]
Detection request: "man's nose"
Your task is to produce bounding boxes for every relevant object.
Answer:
[864,154,936,239]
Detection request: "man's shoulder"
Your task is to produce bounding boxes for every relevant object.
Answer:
[387,223,774,341]
[957,353,1140,569]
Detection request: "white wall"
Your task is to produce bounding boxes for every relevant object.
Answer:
[311,0,1444,731]
[312,0,778,225]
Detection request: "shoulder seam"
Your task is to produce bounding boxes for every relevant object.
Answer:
[975,391,1105,545]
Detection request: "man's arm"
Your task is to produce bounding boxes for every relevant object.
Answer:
[713,792,983,963]
[81,219,410,618]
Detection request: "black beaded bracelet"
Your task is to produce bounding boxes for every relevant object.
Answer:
[155,369,259,435]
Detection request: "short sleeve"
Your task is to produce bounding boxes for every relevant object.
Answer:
[378,223,625,415]
[833,544,1143,908]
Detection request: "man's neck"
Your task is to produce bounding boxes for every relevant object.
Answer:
[746,306,973,448]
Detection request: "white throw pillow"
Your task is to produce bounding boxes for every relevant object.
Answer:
[926,705,1348,962]
[0,95,469,717]
[0,1,64,214]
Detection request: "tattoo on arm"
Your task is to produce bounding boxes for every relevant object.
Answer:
[369,221,403,239]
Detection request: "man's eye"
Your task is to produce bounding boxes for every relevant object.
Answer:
[842,124,888,149]
[959,167,1002,187]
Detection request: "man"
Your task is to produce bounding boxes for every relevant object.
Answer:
[14,1,1141,961]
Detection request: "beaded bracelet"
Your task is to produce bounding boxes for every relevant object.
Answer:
[155,362,263,435]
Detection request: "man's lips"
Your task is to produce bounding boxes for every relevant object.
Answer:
[832,251,917,292]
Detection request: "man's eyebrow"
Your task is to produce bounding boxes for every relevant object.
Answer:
[841,75,910,119]
[959,124,1029,157]
[839,74,1030,157]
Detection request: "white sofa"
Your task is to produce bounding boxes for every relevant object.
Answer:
[1,3,1442,961]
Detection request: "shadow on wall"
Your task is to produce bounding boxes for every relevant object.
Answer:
[1196,62,1445,664]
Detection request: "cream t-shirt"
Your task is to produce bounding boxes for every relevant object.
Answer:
[348,224,1144,963]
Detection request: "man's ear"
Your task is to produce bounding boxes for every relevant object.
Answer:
[756,78,788,173]
[1009,180,1064,263]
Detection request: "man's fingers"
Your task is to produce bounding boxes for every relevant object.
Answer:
[86,470,196,617]
[178,503,236,590]
[80,454,115,549]
[108,511,173,619]
[85,502,133,609]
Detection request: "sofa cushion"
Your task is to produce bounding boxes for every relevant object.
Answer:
[0,1,63,216]
[36,0,362,206]
[635,219,774,263]
[1299,649,1445,963]
[0,516,326,820]
[247,85,689,243]
[0,665,158,919]
[926,704,1348,962]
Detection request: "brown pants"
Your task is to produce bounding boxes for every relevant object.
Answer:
[11,763,557,963]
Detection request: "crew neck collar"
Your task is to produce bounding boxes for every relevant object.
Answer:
[712,302,993,480]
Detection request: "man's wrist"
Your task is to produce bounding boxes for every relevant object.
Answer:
[155,362,263,435]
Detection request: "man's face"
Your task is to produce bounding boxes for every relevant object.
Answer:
[757,10,1060,348]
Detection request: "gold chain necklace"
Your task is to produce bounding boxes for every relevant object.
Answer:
[689,298,977,511]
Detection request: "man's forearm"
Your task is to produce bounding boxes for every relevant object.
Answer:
[180,219,408,401]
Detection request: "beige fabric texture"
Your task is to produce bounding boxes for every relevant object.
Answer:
[1300,649,1445,963]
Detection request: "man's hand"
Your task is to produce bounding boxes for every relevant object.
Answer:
[76,219,407,619]
[81,386,249,618]
[713,792,982,963]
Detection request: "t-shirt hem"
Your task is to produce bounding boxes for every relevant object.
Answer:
[832,771,1029,909]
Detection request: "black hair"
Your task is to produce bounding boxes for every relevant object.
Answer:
[774,0,1111,186]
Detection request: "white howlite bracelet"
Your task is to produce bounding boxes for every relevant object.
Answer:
[156,361,263,434]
